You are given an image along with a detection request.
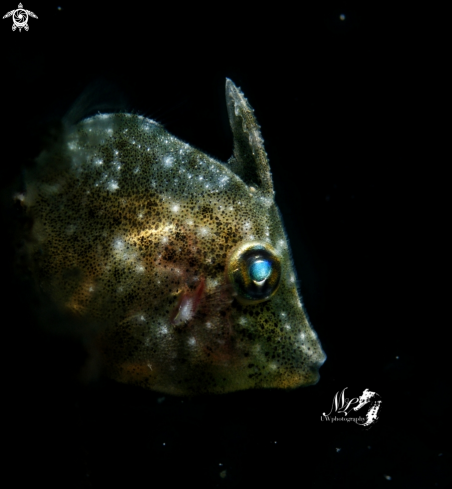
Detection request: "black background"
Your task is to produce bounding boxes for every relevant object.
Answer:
[1,3,448,489]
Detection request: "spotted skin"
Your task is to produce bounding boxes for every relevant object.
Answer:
[22,79,326,395]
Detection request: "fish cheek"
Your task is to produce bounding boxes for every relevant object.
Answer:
[224,292,316,391]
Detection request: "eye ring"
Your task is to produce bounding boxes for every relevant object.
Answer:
[226,241,281,304]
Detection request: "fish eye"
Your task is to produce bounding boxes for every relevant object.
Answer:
[227,241,281,304]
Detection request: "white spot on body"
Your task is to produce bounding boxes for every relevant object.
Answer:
[198,226,210,237]
[206,277,219,290]
[114,238,124,250]
[107,180,119,192]
[163,155,174,167]
[260,196,273,208]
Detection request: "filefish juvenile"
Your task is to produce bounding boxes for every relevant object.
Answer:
[21,79,326,395]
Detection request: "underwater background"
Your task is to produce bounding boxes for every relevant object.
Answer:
[1,3,448,488]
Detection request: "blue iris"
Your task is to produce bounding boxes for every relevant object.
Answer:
[249,259,272,283]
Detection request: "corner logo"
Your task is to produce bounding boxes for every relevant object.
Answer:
[3,3,38,31]
[321,387,382,429]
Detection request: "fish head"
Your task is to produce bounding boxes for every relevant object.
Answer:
[22,79,326,395]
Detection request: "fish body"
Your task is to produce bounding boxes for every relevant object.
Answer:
[22,79,326,395]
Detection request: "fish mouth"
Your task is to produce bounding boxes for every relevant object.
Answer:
[278,348,326,389]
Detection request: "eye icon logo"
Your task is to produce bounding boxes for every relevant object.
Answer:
[3,3,38,32]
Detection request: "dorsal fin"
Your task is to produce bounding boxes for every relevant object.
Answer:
[225,78,274,198]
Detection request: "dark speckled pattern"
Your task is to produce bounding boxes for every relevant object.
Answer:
[22,80,325,395]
